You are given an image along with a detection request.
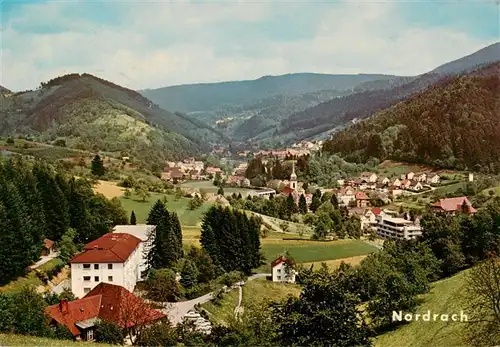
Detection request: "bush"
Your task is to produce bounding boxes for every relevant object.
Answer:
[95,320,124,344]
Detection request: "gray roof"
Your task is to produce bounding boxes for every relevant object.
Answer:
[112,224,156,242]
[75,317,99,329]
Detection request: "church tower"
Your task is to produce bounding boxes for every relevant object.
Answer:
[290,161,297,192]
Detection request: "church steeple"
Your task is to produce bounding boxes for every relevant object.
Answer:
[290,161,297,191]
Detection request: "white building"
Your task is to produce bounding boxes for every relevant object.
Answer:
[112,224,156,280]
[271,256,297,283]
[70,233,143,298]
[376,216,422,240]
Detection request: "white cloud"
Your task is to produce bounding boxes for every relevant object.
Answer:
[0,1,496,91]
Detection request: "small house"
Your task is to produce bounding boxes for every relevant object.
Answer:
[355,191,370,208]
[427,174,440,184]
[271,256,297,283]
[42,238,55,256]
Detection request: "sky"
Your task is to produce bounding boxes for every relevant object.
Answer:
[1,0,499,91]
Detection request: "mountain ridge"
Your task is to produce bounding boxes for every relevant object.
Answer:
[0,73,226,163]
[275,42,500,144]
[322,62,500,173]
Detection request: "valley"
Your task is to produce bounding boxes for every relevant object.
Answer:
[0,5,499,345]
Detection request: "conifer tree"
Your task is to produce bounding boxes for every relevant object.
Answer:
[180,259,198,289]
[330,194,339,209]
[286,193,297,216]
[130,211,137,225]
[147,200,166,225]
[298,194,308,214]
[200,224,218,266]
[170,212,183,258]
[33,164,70,240]
[91,154,106,177]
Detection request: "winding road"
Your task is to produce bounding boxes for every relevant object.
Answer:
[164,273,270,325]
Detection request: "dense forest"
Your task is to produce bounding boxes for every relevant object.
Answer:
[323,62,500,173]
[0,157,128,284]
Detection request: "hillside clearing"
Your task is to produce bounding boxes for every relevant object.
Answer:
[119,193,212,226]
[180,181,257,196]
[93,180,124,199]
[375,270,469,347]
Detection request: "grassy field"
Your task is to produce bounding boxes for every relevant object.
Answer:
[375,270,469,347]
[260,239,379,270]
[0,334,111,346]
[119,193,212,226]
[93,180,125,199]
[200,288,240,325]
[480,184,500,197]
[241,278,301,305]
[180,180,257,196]
[202,278,301,325]
[302,255,368,269]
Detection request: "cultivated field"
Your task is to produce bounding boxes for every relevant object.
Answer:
[93,180,125,199]
[119,193,212,226]
[375,270,469,347]
[302,254,368,269]
[260,239,379,270]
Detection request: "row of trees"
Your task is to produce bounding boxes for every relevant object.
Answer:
[0,158,128,283]
[200,205,262,275]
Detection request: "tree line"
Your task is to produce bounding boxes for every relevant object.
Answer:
[0,157,128,284]
[323,63,500,173]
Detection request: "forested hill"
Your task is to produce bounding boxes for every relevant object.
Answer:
[0,86,11,94]
[140,73,399,113]
[322,62,500,173]
[0,73,226,162]
[276,42,500,143]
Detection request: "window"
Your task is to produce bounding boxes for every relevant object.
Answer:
[277,269,281,273]
[83,264,90,269]
[277,276,281,280]
[94,264,99,270]
[83,276,91,281]
[108,276,113,282]
[108,264,113,270]
[87,329,94,341]
[94,276,100,282]
[84,288,91,294]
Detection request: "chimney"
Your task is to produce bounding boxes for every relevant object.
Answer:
[93,245,98,249]
[59,299,68,314]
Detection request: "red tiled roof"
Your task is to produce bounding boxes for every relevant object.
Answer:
[355,192,369,200]
[71,233,141,264]
[281,186,294,196]
[371,207,382,215]
[86,283,165,329]
[45,283,165,336]
[271,256,286,268]
[45,296,102,336]
[44,238,54,249]
[432,197,476,213]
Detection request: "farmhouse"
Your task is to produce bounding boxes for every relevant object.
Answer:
[271,256,297,283]
[432,196,476,215]
[427,174,440,184]
[42,238,55,256]
[337,187,356,206]
[45,283,164,342]
[355,191,370,208]
[70,233,143,298]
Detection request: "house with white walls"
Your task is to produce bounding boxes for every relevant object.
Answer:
[112,224,156,280]
[271,256,297,283]
[70,233,143,298]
